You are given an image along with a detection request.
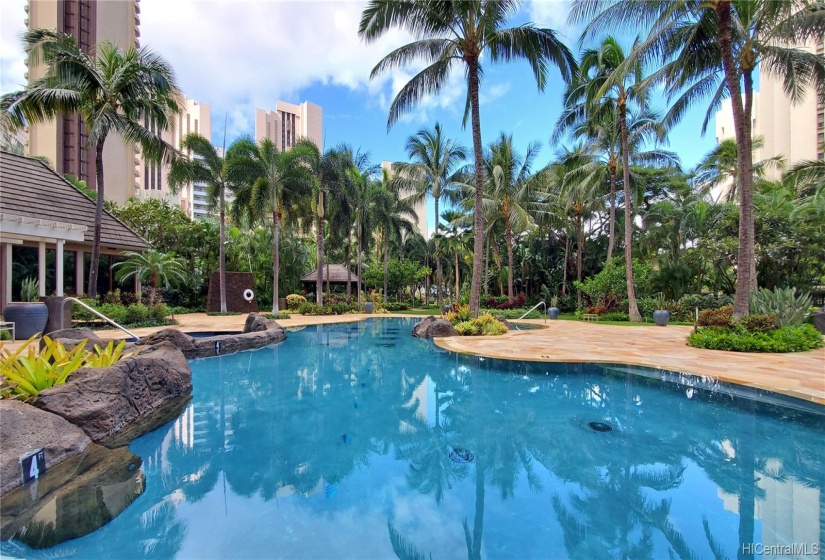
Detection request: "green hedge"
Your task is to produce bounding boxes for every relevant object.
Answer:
[687,324,824,353]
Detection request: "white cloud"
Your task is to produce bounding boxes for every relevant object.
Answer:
[526,0,579,44]
[0,0,28,95]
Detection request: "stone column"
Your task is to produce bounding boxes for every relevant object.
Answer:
[4,243,13,306]
[76,250,84,296]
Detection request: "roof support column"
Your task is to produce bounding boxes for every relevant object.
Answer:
[3,244,12,308]
[76,250,84,296]
[56,240,64,297]
[38,241,47,297]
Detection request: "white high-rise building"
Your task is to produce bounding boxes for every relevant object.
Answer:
[255,101,323,151]
[381,161,428,239]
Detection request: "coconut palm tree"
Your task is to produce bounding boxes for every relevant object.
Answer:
[693,137,784,202]
[373,172,419,304]
[291,139,352,306]
[227,138,308,313]
[561,36,651,321]
[439,210,472,301]
[2,29,180,298]
[482,133,542,302]
[784,153,825,198]
[394,123,468,307]
[550,149,604,309]
[113,249,186,306]
[168,134,239,313]
[571,0,825,318]
[359,0,577,315]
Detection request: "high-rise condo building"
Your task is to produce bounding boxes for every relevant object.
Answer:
[381,161,429,239]
[134,96,212,218]
[715,36,825,181]
[25,0,142,204]
[255,101,323,152]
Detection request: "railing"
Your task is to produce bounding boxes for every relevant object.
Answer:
[62,297,141,341]
[512,301,546,329]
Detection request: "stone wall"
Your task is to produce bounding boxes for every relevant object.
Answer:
[206,271,258,313]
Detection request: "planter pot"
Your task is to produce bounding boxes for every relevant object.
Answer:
[3,302,49,338]
[653,310,670,327]
[547,307,560,320]
[278,298,287,312]
[442,305,452,314]
[364,302,374,314]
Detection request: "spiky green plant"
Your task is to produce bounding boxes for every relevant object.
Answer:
[749,287,812,327]
[20,277,39,302]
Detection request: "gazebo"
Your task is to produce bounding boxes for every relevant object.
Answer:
[0,151,147,312]
[300,264,360,292]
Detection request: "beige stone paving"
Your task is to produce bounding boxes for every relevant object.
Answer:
[433,319,825,406]
[3,313,823,405]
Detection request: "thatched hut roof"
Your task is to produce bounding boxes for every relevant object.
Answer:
[300,264,360,285]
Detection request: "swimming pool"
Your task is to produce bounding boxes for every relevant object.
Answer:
[4,318,823,559]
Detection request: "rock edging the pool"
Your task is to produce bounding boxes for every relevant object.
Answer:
[3,313,286,492]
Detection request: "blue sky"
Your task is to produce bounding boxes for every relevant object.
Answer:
[0,0,719,235]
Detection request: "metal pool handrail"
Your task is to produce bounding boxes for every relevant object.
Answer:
[62,297,141,341]
[513,300,546,328]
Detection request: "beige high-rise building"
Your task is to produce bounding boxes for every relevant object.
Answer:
[715,37,825,180]
[255,101,323,152]
[25,0,141,204]
[381,161,428,239]
[134,96,212,218]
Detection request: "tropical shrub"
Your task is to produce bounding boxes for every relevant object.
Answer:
[454,321,480,336]
[84,340,135,368]
[124,303,148,325]
[598,312,630,322]
[148,303,170,322]
[104,289,123,305]
[575,257,653,303]
[385,302,409,311]
[699,306,734,328]
[687,324,823,353]
[738,314,778,333]
[286,294,307,309]
[678,294,733,312]
[21,277,39,302]
[444,304,471,324]
[1,336,89,400]
[749,287,812,327]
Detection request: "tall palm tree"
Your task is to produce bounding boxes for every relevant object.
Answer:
[550,149,604,308]
[359,0,577,315]
[168,134,238,313]
[2,29,180,298]
[291,139,350,306]
[439,210,471,301]
[227,138,308,313]
[373,172,419,304]
[571,0,825,318]
[482,133,542,301]
[563,36,651,321]
[113,249,186,306]
[394,123,468,307]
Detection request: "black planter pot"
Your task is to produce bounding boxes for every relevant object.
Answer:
[364,302,374,314]
[442,305,452,313]
[3,302,49,338]
[653,310,670,327]
[547,307,560,320]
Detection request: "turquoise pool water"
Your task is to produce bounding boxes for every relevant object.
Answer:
[4,318,824,559]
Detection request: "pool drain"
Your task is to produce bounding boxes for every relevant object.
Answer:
[449,447,475,464]
[588,421,613,433]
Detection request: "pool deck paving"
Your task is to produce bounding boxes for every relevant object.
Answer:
[4,312,823,406]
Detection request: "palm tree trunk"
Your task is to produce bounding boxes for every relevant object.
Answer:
[316,192,324,306]
[484,234,490,297]
[357,226,362,308]
[383,227,389,305]
[272,210,280,314]
[150,277,157,307]
[468,57,485,316]
[88,138,106,298]
[346,244,352,299]
[219,186,227,313]
[607,160,617,263]
[577,215,583,309]
[716,0,753,319]
[562,232,569,297]
[505,216,514,302]
[619,94,641,322]
[455,251,460,302]
[435,197,442,306]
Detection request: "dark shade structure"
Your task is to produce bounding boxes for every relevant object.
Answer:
[300,264,360,287]
[207,271,258,313]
